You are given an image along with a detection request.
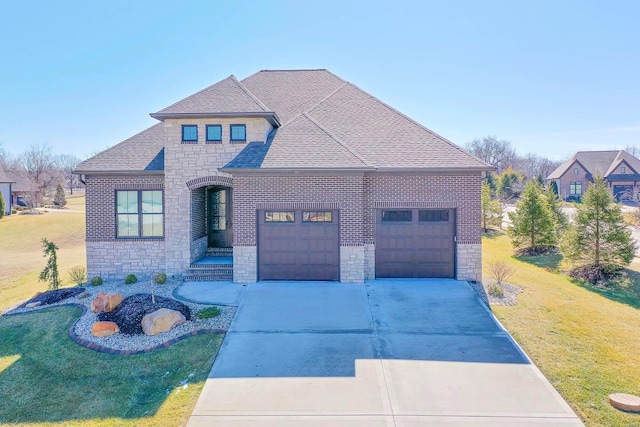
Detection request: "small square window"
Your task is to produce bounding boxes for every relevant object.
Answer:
[182,125,198,143]
[621,167,626,173]
[574,168,578,175]
[206,125,222,143]
[230,124,246,143]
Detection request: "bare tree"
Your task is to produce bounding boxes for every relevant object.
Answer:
[624,145,640,157]
[0,142,18,171]
[465,136,517,173]
[512,153,562,182]
[55,154,81,194]
[20,145,57,206]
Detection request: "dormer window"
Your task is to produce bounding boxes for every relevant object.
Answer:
[206,125,222,143]
[621,166,626,173]
[574,168,578,175]
[182,125,198,143]
[230,124,246,143]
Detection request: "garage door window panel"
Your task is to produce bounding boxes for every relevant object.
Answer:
[265,211,295,222]
[382,210,412,222]
[302,211,333,222]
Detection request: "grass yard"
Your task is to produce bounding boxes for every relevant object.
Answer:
[484,232,640,427]
[0,306,222,426]
[0,195,86,312]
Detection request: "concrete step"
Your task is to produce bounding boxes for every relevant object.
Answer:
[185,265,233,281]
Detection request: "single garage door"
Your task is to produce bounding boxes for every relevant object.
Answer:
[613,185,633,202]
[375,208,455,278]
[258,210,339,281]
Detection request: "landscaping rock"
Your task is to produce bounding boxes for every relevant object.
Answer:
[91,292,124,313]
[20,287,85,308]
[91,321,120,337]
[97,294,191,335]
[25,301,42,308]
[141,308,186,336]
[609,393,640,412]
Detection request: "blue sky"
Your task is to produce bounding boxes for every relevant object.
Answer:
[0,0,638,161]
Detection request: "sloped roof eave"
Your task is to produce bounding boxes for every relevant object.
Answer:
[149,111,281,127]
[73,169,164,176]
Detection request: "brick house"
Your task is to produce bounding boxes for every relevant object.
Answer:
[75,69,491,283]
[546,150,640,202]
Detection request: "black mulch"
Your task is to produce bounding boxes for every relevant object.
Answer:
[19,287,86,308]
[97,294,192,335]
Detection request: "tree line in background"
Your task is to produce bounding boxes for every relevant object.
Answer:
[0,143,85,207]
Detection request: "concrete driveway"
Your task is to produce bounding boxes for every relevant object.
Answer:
[187,279,582,426]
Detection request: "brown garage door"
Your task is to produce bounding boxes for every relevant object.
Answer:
[375,208,455,278]
[258,210,340,281]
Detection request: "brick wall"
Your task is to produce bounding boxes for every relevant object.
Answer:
[191,187,206,240]
[84,175,165,278]
[364,173,482,244]
[232,171,483,283]
[556,161,589,200]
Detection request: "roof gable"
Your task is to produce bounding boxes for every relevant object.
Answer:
[152,75,271,116]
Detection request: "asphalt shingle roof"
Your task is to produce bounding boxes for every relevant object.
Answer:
[78,69,491,173]
[0,164,12,183]
[75,123,165,173]
[153,75,270,115]
[547,150,640,180]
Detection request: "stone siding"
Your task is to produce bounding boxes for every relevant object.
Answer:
[363,243,375,280]
[456,243,482,282]
[340,246,365,283]
[86,240,166,280]
[163,117,271,274]
[233,246,257,283]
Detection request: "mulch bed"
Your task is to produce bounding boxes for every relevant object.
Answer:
[568,264,623,285]
[515,246,558,257]
[19,288,86,308]
[98,294,191,335]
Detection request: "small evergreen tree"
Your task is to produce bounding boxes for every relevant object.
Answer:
[561,176,636,274]
[481,181,502,231]
[53,183,66,207]
[39,238,60,290]
[0,192,4,219]
[508,180,557,252]
[544,184,568,234]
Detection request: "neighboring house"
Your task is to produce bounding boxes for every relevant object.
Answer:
[75,69,491,283]
[5,170,37,208]
[0,165,13,215]
[547,150,640,202]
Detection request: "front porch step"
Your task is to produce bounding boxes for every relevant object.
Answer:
[185,266,233,281]
[206,248,233,257]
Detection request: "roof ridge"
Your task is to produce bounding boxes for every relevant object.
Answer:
[258,69,329,72]
[230,75,271,113]
[278,82,348,127]
[301,112,369,166]
[342,82,491,168]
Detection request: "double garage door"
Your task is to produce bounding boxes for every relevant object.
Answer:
[375,208,456,278]
[257,208,456,281]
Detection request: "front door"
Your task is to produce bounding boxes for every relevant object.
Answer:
[208,187,232,248]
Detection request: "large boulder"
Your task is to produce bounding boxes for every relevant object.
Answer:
[141,308,186,336]
[91,321,119,337]
[98,294,191,335]
[91,292,124,313]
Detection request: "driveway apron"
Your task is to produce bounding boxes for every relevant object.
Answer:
[187,279,582,426]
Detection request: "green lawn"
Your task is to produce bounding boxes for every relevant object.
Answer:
[0,195,86,312]
[0,306,222,426]
[484,232,640,427]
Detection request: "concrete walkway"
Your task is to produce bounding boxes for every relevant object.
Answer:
[186,279,582,426]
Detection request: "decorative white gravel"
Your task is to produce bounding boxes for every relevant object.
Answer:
[6,278,235,352]
[470,279,523,307]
